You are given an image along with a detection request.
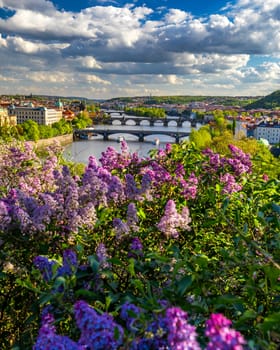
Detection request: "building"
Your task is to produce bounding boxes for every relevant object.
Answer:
[254,119,280,145]
[8,104,62,125]
[0,107,17,126]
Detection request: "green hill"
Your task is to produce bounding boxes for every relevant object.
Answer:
[245,90,280,109]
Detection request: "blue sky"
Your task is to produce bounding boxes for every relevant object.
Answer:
[0,0,279,99]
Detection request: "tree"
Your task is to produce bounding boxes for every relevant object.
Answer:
[21,120,40,141]
[189,126,212,149]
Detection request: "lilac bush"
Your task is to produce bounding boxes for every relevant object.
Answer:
[33,302,246,350]
[1,140,279,348]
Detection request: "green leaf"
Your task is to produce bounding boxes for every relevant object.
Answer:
[258,312,280,332]
[137,207,146,220]
[177,275,192,296]
[128,258,135,277]
[88,255,100,273]
[271,203,280,214]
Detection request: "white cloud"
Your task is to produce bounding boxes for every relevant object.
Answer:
[0,0,279,98]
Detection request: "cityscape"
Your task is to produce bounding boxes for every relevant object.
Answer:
[1,91,280,147]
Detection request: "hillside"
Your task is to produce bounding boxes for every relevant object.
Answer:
[245,90,280,109]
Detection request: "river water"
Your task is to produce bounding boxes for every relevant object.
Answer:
[63,117,198,164]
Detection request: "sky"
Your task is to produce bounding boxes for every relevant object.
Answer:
[0,0,279,99]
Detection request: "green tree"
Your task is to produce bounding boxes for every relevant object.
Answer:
[21,120,40,141]
[189,125,212,149]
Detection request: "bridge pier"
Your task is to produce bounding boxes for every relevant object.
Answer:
[138,134,144,142]
[177,119,183,127]
[149,120,155,126]
[163,120,168,127]
[103,132,109,141]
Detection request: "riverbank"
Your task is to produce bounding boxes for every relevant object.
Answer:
[31,134,73,149]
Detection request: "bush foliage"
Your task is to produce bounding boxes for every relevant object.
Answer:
[0,139,280,349]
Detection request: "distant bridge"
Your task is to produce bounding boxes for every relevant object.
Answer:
[95,113,200,128]
[74,128,191,143]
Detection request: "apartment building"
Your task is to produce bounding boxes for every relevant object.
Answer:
[8,104,62,125]
[254,120,280,144]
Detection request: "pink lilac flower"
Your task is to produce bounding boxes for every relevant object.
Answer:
[262,174,269,181]
[157,200,191,238]
[205,313,246,350]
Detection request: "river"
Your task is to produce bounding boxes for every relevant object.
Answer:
[63,117,199,164]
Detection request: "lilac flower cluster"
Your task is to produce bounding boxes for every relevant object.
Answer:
[99,141,143,172]
[128,237,143,258]
[0,141,59,197]
[203,145,252,178]
[180,172,198,200]
[34,249,78,282]
[74,300,124,350]
[96,243,111,269]
[120,302,142,331]
[166,307,201,350]
[33,312,82,350]
[220,173,242,194]
[205,313,246,350]
[33,301,246,350]
[157,200,191,238]
[113,202,139,239]
[228,144,252,175]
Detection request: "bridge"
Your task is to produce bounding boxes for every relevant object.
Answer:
[95,113,200,128]
[73,128,191,143]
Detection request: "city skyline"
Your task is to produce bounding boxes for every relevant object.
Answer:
[0,0,279,99]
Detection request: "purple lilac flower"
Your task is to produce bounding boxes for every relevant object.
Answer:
[87,155,99,171]
[128,237,143,258]
[175,163,186,177]
[165,307,201,350]
[0,200,11,229]
[57,249,78,276]
[205,313,246,350]
[140,172,153,200]
[74,300,124,350]
[131,314,168,350]
[33,313,81,350]
[33,256,57,282]
[202,148,222,172]
[126,203,139,231]
[220,173,242,194]
[113,218,130,239]
[96,243,111,269]
[181,173,198,200]
[120,302,142,331]
[125,174,141,200]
